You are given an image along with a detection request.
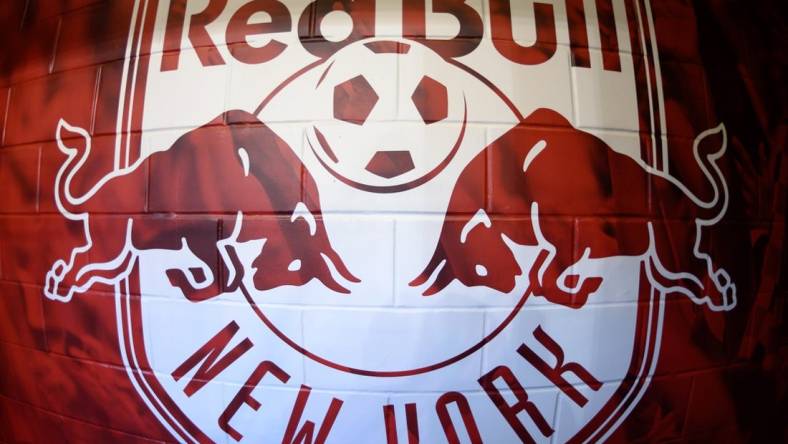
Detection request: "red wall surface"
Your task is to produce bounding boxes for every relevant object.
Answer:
[0,1,786,443]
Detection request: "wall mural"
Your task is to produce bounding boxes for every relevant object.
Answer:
[0,0,785,443]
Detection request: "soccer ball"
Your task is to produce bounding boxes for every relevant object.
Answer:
[307,38,467,192]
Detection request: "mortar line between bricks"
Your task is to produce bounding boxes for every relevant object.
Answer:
[1,88,11,147]
[0,392,171,442]
[485,129,492,212]
[134,295,644,311]
[47,17,62,76]
[36,270,50,353]
[479,311,487,380]
[0,339,124,370]
[395,46,400,120]
[24,2,110,26]
[568,45,578,126]
[34,144,42,213]
[300,305,307,386]
[18,0,30,30]
[679,373,696,439]
[0,218,4,279]
[392,218,398,305]
[0,324,720,396]
[550,391,561,444]
[1,333,754,385]
[0,210,681,218]
[0,34,708,91]
[2,212,767,223]
[0,120,705,150]
[89,64,103,136]
[168,376,573,397]
[41,39,653,69]
[0,276,712,310]
[145,149,151,212]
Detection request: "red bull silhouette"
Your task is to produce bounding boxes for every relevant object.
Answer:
[411,108,736,311]
[44,110,358,303]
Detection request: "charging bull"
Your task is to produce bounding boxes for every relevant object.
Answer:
[411,108,736,311]
[45,111,358,303]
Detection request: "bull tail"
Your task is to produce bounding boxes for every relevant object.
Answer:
[44,120,97,303]
[695,124,730,224]
[648,124,737,311]
[54,119,93,219]
[681,124,730,224]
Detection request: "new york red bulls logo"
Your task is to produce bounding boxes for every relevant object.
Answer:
[44,1,736,442]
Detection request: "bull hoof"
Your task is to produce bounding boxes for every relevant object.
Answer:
[167,269,221,302]
[43,271,72,302]
[531,276,602,309]
[572,277,603,308]
[723,283,737,310]
[52,261,67,278]
[708,281,737,312]
[714,269,732,288]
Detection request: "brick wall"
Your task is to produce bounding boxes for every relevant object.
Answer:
[0,1,785,442]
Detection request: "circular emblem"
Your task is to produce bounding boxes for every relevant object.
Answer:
[243,37,523,377]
